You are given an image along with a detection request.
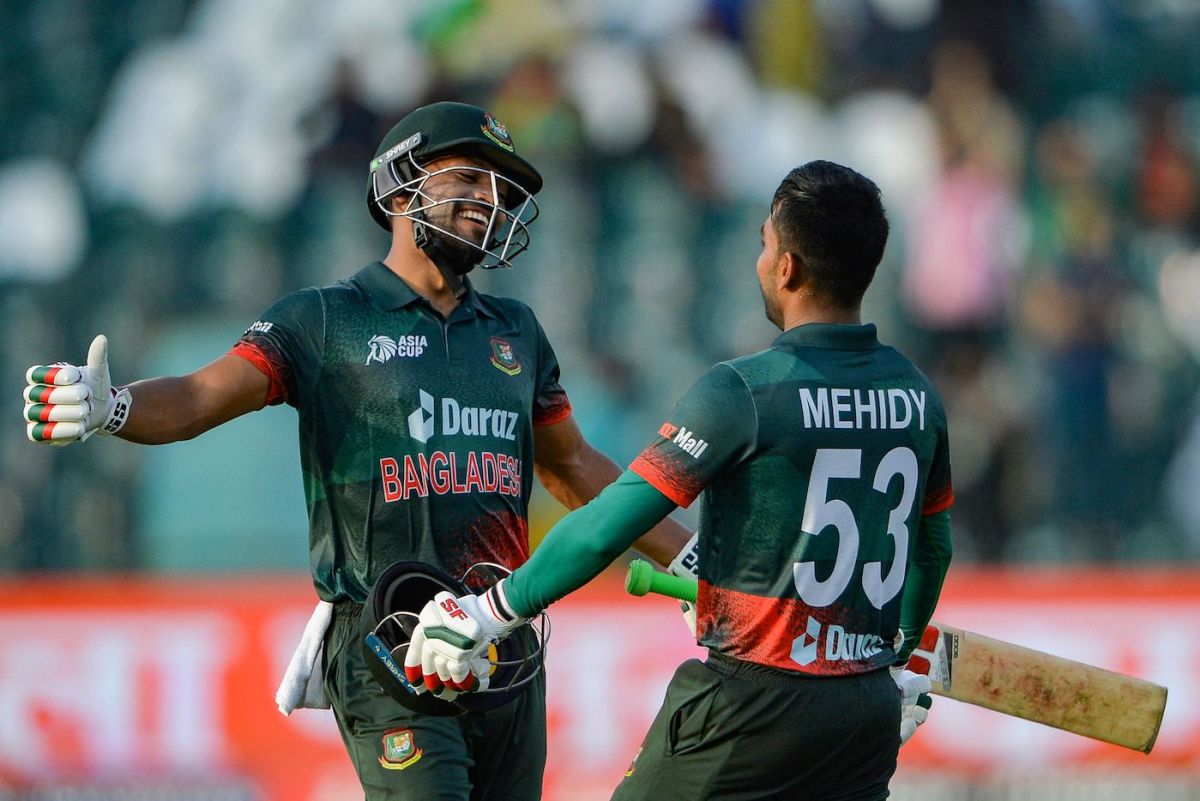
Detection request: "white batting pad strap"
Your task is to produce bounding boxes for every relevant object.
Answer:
[100,386,132,435]
[484,580,526,637]
[668,532,700,578]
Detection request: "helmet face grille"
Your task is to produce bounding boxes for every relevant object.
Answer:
[371,156,539,270]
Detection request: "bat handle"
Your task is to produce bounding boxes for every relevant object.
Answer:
[625,559,698,603]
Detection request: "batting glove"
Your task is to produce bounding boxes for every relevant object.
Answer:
[668,532,700,638]
[25,335,131,444]
[403,581,525,699]
[891,666,933,745]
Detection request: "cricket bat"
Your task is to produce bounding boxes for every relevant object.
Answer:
[624,560,1168,753]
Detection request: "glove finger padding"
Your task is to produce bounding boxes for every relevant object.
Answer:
[900,696,931,745]
[27,420,89,443]
[25,383,91,404]
[894,668,933,746]
[26,364,83,386]
[429,655,460,701]
[417,599,449,696]
[402,619,429,694]
[25,401,91,423]
[435,652,478,695]
[893,668,932,705]
[435,647,490,694]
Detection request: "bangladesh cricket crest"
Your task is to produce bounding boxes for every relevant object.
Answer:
[489,337,521,376]
[481,112,515,152]
[379,728,422,770]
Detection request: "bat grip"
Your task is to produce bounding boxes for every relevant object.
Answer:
[625,559,698,603]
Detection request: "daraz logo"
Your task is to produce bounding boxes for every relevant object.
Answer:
[407,389,519,444]
[791,616,822,667]
[408,390,435,443]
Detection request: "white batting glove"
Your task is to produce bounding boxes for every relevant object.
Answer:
[891,666,933,745]
[668,532,699,638]
[24,335,131,444]
[402,582,524,699]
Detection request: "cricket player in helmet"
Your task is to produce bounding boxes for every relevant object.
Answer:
[403,160,951,801]
[366,101,543,298]
[23,99,698,800]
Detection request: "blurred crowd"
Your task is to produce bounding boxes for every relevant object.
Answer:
[4,0,1200,572]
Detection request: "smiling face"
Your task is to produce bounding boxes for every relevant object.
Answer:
[413,154,512,246]
[383,149,540,273]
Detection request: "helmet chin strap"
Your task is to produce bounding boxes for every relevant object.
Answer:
[412,214,479,300]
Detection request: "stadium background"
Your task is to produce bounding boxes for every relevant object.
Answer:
[2,0,1199,798]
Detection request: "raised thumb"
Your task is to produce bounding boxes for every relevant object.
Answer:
[87,334,109,372]
[86,334,111,392]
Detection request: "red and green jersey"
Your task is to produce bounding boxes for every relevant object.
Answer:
[230,262,571,602]
[631,323,953,675]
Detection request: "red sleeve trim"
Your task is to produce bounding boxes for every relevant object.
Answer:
[533,399,572,427]
[922,485,955,516]
[630,454,696,509]
[228,342,288,407]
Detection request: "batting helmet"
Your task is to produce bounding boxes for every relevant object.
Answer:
[360,560,547,716]
[366,102,542,271]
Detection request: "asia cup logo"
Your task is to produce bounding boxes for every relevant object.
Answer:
[367,334,427,364]
[367,335,399,365]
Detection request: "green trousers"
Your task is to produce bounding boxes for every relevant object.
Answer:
[612,654,900,801]
[324,602,546,801]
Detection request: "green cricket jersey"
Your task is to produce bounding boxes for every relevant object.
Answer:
[230,262,571,603]
[502,323,952,674]
[629,323,953,675]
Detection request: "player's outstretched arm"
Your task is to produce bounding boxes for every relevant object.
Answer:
[533,413,693,566]
[117,354,272,444]
[25,335,271,446]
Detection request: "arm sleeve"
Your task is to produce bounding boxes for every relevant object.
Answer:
[531,313,571,426]
[628,363,757,508]
[503,470,678,618]
[227,288,324,409]
[897,508,953,661]
[921,400,955,515]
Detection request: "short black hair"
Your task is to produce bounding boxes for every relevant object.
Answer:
[770,160,889,308]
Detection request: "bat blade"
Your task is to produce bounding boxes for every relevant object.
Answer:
[912,622,1168,753]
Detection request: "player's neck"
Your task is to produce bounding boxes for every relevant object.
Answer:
[779,297,862,331]
[383,237,462,317]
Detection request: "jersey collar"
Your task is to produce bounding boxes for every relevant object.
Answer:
[773,322,881,350]
[353,262,496,318]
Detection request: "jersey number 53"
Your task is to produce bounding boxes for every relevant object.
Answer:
[794,447,918,609]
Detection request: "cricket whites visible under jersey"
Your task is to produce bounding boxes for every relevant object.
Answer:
[630,323,953,675]
[230,262,570,603]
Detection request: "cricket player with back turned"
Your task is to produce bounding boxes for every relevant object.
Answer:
[21,101,697,800]
[407,160,955,800]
